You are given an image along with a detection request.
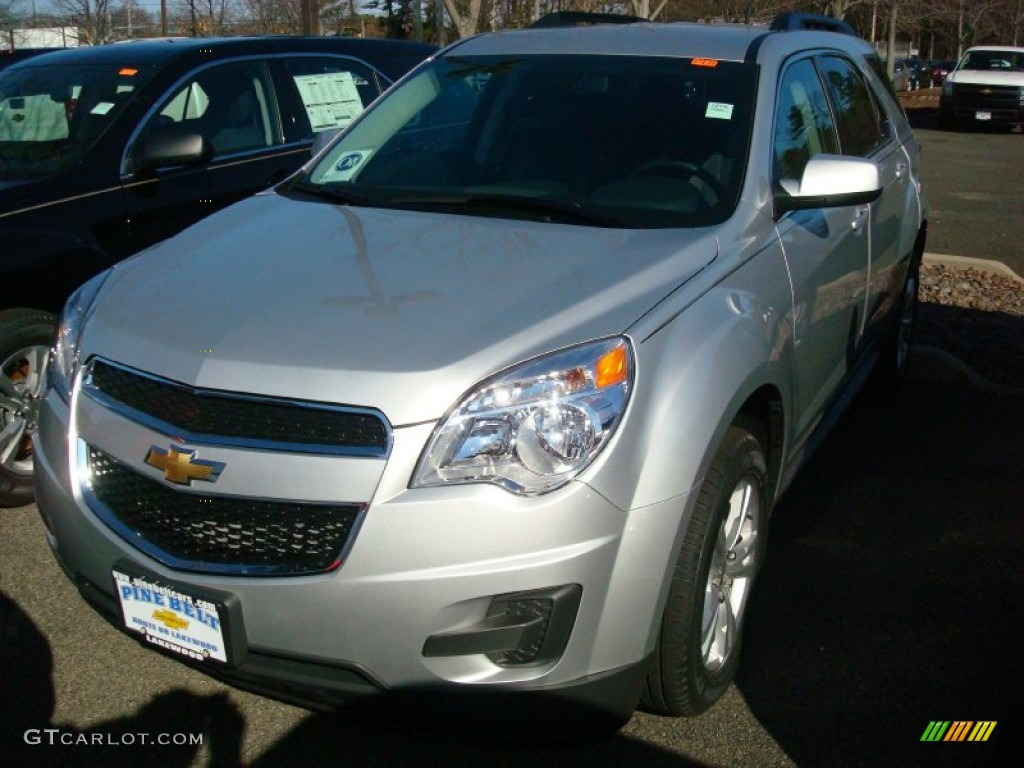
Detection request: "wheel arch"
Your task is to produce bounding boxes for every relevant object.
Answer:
[735,383,785,506]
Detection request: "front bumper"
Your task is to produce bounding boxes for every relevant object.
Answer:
[34,388,688,723]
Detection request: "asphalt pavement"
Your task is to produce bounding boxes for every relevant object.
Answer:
[903,90,1024,277]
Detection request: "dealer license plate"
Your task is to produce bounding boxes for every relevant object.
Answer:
[114,570,228,663]
[975,111,992,121]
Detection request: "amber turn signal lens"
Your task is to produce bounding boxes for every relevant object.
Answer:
[596,344,629,389]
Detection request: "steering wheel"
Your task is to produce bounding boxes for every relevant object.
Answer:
[631,159,727,204]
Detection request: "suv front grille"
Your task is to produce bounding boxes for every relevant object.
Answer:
[85,359,390,456]
[86,446,362,576]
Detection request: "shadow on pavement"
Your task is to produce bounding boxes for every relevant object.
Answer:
[1,590,247,767]
[737,378,1022,767]
[251,712,712,768]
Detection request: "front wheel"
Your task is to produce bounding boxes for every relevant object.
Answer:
[873,257,920,389]
[0,309,56,507]
[641,419,768,716]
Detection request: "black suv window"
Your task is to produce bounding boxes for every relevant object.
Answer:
[817,55,886,157]
[128,60,278,170]
[773,58,838,182]
[0,63,155,181]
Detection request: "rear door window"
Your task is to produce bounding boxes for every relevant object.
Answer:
[275,57,384,142]
[816,55,888,157]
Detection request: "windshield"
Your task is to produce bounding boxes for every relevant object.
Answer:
[299,54,757,229]
[959,50,1024,71]
[0,63,155,182]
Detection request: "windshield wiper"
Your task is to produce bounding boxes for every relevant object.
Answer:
[288,181,375,207]
[389,191,619,227]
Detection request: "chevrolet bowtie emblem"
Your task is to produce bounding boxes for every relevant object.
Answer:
[152,609,190,631]
[144,446,225,486]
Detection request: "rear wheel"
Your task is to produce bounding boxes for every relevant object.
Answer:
[0,310,56,507]
[641,419,768,716]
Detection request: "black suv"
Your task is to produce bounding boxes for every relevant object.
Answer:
[0,48,64,71]
[0,36,435,505]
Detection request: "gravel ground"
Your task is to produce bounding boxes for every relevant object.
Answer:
[917,261,1024,389]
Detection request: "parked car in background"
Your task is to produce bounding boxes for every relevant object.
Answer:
[34,13,926,735]
[893,57,925,91]
[930,58,956,87]
[907,58,928,89]
[0,36,436,505]
[940,46,1024,130]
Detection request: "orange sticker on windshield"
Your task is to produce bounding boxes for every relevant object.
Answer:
[118,67,139,76]
[691,58,719,68]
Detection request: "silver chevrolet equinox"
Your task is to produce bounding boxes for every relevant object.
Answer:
[34,12,926,737]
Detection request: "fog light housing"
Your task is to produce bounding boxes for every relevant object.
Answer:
[422,584,582,667]
[487,595,554,666]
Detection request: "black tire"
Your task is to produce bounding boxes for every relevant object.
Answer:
[873,255,920,390]
[0,309,57,507]
[640,418,768,716]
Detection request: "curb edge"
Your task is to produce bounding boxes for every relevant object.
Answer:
[923,253,1024,283]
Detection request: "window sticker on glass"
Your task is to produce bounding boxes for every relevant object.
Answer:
[294,72,366,133]
[705,102,734,120]
[318,149,374,183]
[90,102,115,115]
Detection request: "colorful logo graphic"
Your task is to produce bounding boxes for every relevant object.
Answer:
[920,721,997,742]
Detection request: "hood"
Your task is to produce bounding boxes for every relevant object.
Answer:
[948,70,1024,86]
[83,193,717,425]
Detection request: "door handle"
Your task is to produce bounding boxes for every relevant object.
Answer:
[895,162,908,180]
[851,206,869,233]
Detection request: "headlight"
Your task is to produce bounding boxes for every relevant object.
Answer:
[412,337,633,495]
[50,270,111,401]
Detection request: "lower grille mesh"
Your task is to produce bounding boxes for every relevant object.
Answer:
[87,446,361,576]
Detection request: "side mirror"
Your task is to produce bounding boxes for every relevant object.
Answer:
[133,125,214,173]
[774,154,882,217]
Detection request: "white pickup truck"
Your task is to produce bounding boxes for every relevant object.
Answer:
[940,46,1024,130]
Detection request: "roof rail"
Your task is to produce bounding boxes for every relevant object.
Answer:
[529,12,647,29]
[769,11,855,36]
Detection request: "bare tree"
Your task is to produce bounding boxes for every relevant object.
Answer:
[443,0,483,38]
[420,0,1024,46]
[52,0,115,44]
[175,0,235,36]
[2,0,21,29]
[237,0,302,33]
